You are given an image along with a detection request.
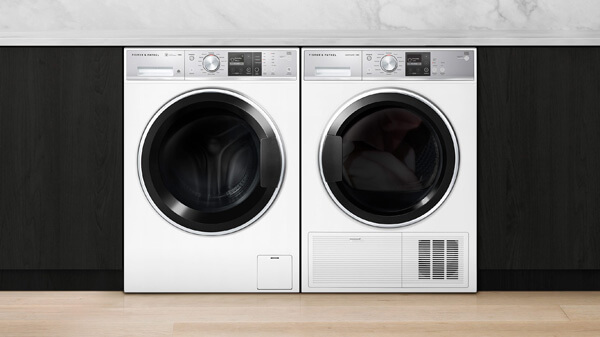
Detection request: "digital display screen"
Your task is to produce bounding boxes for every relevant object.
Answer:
[405,52,430,77]
[229,54,245,66]
[406,53,422,65]
[228,52,262,76]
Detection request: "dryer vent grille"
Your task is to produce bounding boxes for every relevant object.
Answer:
[417,239,459,280]
[402,234,467,288]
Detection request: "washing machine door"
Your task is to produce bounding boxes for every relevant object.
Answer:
[139,89,284,235]
[320,89,459,227]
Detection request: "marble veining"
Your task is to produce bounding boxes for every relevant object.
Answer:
[1,0,599,45]
[1,0,599,32]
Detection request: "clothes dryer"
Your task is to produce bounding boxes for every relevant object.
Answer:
[301,48,476,292]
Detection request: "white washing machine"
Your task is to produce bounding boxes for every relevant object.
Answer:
[301,48,477,292]
[124,48,299,292]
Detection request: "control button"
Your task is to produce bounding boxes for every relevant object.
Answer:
[424,67,429,73]
[202,54,220,72]
[380,55,398,73]
[189,68,194,73]
[464,55,470,61]
[189,55,195,61]
[440,67,446,74]
[246,67,251,72]
[367,55,372,61]
[254,67,259,72]
[432,66,438,74]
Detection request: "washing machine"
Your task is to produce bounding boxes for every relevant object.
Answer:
[124,48,299,292]
[301,48,476,292]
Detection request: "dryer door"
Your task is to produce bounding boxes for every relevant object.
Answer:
[139,89,284,235]
[320,89,459,227]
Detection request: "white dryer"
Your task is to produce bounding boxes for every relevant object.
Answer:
[124,48,299,292]
[301,48,477,292]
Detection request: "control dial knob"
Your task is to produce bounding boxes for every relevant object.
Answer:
[380,55,398,72]
[202,54,220,72]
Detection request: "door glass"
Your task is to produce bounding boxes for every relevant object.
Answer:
[158,109,260,213]
[340,107,442,214]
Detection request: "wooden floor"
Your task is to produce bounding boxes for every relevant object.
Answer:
[0,292,599,336]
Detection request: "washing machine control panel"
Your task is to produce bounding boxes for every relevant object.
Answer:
[126,49,297,80]
[304,49,475,81]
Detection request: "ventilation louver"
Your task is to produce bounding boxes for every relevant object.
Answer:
[418,239,459,280]
[402,233,467,288]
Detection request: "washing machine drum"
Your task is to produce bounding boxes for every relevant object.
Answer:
[139,90,284,235]
[320,90,459,227]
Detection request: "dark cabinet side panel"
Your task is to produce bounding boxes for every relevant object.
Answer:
[0,47,123,270]
[478,47,600,270]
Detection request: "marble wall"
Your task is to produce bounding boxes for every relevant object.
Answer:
[1,0,599,32]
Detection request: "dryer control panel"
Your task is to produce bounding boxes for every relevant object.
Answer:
[126,49,297,80]
[304,49,475,81]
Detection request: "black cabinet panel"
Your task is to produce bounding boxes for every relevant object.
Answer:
[0,270,122,290]
[0,48,123,270]
[478,47,600,270]
[479,270,600,291]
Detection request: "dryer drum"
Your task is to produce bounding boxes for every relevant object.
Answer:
[320,91,459,227]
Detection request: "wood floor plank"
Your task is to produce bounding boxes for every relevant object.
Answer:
[0,304,568,323]
[0,291,124,307]
[123,293,301,308]
[0,305,124,321]
[299,291,600,306]
[121,304,568,322]
[0,321,172,337]
[293,305,569,322]
[172,322,600,337]
[561,305,600,321]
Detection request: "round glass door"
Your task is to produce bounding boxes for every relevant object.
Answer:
[320,89,458,227]
[139,89,284,235]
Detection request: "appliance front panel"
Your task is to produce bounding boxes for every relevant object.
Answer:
[300,48,476,292]
[124,48,300,292]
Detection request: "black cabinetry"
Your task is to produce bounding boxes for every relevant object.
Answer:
[1,46,599,290]
[0,47,123,289]
[478,47,600,289]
